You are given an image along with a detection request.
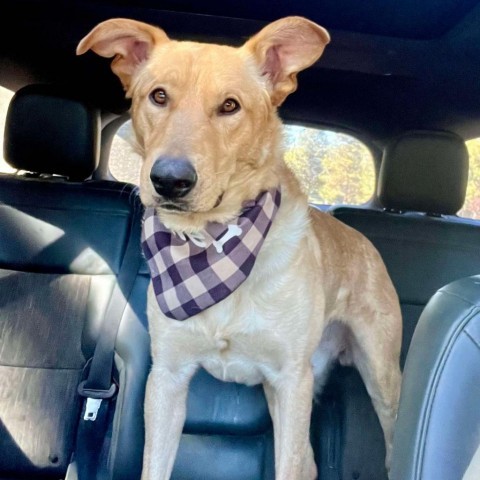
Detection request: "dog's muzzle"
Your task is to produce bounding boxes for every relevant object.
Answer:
[150,157,197,200]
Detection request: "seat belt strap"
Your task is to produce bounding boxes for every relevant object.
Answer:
[75,199,143,479]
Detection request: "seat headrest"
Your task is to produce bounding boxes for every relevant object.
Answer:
[378,131,469,215]
[3,85,100,181]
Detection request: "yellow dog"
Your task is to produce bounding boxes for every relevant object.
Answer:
[78,17,402,479]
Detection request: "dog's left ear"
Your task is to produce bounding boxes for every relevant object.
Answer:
[243,16,330,106]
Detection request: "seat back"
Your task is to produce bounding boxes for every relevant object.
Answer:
[173,369,274,479]
[392,275,480,480]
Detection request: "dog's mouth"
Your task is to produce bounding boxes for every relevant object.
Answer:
[213,192,224,208]
[155,192,224,213]
[160,202,189,212]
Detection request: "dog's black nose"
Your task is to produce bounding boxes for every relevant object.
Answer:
[150,157,197,199]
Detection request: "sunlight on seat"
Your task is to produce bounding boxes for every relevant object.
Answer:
[69,246,113,274]
[1,205,65,255]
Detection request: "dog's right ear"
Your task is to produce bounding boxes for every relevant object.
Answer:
[76,18,169,89]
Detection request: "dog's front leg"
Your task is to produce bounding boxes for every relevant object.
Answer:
[142,364,196,480]
[264,365,316,480]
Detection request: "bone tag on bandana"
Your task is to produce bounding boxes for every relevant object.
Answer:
[141,188,281,320]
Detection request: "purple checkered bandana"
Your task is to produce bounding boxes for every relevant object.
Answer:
[141,188,281,320]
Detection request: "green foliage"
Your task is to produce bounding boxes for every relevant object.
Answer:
[461,139,480,219]
[284,126,375,205]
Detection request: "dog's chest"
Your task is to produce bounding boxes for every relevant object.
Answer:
[201,343,270,386]
[194,298,286,386]
[148,277,301,386]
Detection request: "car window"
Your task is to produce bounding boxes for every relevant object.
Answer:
[109,120,375,206]
[109,120,142,185]
[284,125,374,205]
[0,85,16,174]
[459,138,480,219]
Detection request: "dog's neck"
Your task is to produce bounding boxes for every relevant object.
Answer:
[152,186,281,240]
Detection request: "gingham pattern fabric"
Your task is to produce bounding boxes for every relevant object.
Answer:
[142,188,281,320]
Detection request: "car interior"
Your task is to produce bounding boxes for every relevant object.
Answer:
[0,1,479,480]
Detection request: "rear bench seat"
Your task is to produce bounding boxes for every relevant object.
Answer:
[4,88,475,480]
[0,85,149,480]
[324,130,480,480]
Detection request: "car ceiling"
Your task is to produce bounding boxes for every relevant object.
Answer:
[1,0,480,144]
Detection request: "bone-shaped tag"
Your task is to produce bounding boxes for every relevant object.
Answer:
[212,225,242,253]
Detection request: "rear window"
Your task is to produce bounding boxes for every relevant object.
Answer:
[109,121,375,206]
[459,138,480,219]
[284,125,374,205]
[109,121,142,185]
[0,85,15,174]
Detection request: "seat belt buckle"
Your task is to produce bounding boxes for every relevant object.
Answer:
[78,380,117,422]
[84,398,103,421]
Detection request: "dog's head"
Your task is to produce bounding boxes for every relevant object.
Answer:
[77,17,329,230]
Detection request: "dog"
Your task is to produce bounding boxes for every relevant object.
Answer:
[78,16,402,480]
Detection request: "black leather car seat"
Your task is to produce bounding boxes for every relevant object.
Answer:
[0,85,149,480]
[391,275,480,480]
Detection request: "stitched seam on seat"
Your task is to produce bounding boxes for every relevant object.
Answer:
[0,267,116,278]
[0,364,84,370]
[416,303,480,479]
[402,300,427,307]
[364,235,479,251]
[436,289,480,308]
[0,203,131,216]
[465,330,480,351]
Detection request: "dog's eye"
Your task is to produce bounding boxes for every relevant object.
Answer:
[219,98,240,115]
[150,88,168,106]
